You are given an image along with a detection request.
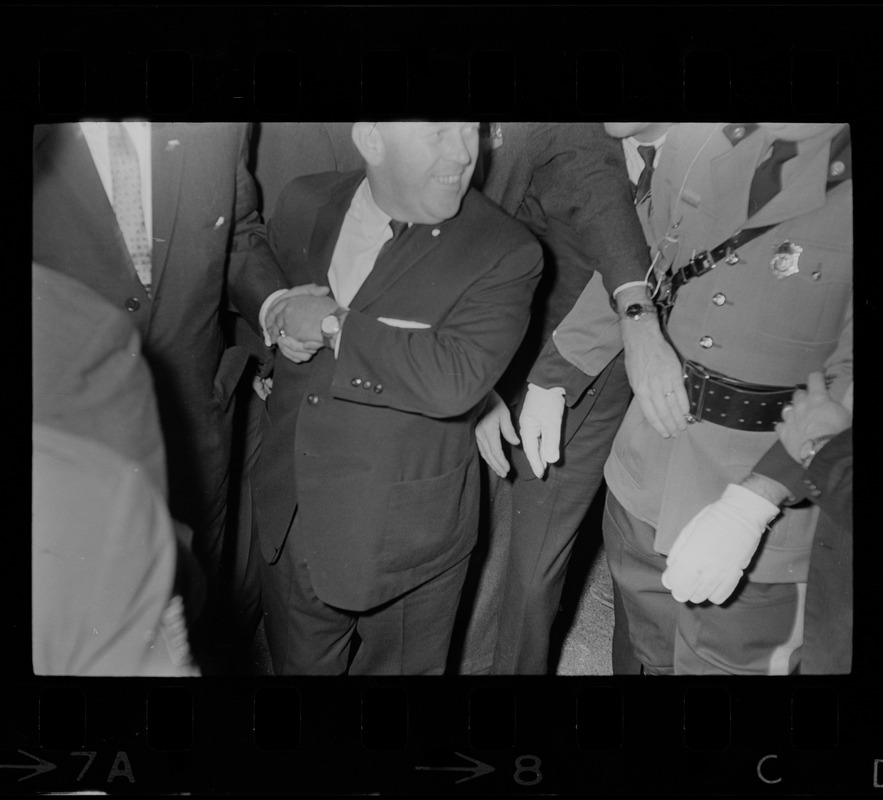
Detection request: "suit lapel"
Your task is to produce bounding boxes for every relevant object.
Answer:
[708,129,767,242]
[306,172,365,291]
[40,124,142,280]
[348,223,443,312]
[745,137,830,228]
[150,123,185,294]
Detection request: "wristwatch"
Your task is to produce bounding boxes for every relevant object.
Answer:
[619,301,658,321]
[320,308,348,348]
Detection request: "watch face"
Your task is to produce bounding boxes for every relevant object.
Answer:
[321,314,340,336]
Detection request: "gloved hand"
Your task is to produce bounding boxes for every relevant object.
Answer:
[519,383,566,479]
[661,483,780,604]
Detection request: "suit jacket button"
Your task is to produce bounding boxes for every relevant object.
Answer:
[373,384,383,394]
[307,394,319,405]
[125,297,140,312]
[351,378,362,387]
[363,380,372,390]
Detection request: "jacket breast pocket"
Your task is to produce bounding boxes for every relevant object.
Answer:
[381,458,471,573]
[756,240,852,346]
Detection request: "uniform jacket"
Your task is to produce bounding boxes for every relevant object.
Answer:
[32,123,287,539]
[604,123,853,583]
[480,123,649,405]
[252,170,543,611]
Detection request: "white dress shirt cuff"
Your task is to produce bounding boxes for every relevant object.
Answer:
[259,289,289,346]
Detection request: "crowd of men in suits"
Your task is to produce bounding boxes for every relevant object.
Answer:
[32,121,852,677]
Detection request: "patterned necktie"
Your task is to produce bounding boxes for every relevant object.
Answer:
[634,144,656,205]
[377,219,409,261]
[747,138,798,218]
[108,122,152,295]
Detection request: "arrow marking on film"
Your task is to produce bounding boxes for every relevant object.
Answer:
[415,752,495,784]
[0,750,58,781]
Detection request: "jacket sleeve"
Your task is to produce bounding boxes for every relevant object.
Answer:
[330,240,543,418]
[225,124,288,335]
[527,123,650,293]
[752,430,853,533]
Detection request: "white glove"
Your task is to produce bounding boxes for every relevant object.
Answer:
[661,484,780,605]
[519,383,566,479]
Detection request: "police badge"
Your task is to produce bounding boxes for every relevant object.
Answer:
[770,241,803,279]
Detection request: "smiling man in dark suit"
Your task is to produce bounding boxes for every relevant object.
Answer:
[32,122,289,671]
[252,121,542,675]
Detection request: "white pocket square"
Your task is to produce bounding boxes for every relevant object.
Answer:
[377,317,431,329]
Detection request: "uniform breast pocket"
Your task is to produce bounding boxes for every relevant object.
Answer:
[381,458,471,572]
[756,240,852,346]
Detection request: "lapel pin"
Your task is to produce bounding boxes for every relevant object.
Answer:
[165,139,180,151]
[770,241,803,279]
[432,228,440,237]
[214,216,225,228]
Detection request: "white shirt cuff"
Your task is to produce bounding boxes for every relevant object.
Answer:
[259,289,289,346]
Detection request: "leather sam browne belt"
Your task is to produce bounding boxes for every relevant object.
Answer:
[683,359,802,431]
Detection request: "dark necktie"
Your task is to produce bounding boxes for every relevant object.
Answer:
[377,219,409,260]
[747,138,798,218]
[107,122,152,295]
[633,144,656,205]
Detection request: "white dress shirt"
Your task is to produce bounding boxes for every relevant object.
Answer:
[622,131,668,186]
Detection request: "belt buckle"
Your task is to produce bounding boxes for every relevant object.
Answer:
[683,361,710,424]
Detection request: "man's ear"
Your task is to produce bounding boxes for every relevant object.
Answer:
[352,122,384,166]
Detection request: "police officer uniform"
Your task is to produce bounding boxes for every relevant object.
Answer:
[599,122,852,674]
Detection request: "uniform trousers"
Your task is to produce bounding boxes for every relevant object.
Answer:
[603,491,806,675]
[260,514,471,675]
[491,351,631,674]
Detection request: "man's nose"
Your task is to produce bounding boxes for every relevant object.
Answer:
[444,132,472,165]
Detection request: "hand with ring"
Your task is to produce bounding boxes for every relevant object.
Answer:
[774,372,851,462]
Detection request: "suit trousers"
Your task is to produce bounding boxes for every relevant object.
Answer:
[260,514,471,675]
[491,351,631,674]
[603,491,806,675]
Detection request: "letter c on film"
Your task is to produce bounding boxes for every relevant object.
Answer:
[757,754,782,785]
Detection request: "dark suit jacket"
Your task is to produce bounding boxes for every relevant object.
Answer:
[480,123,648,404]
[33,123,287,540]
[754,432,853,673]
[253,171,543,611]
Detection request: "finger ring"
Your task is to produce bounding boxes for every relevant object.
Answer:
[664,390,675,398]
[781,404,793,417]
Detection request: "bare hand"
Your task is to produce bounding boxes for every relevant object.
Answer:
[475,391,520,478]
[271,292,339,347]
[264,283,332,342]
[775,372,852,462]
[277,337,323,364]
[621,317,689,438]
[252,375,273,400]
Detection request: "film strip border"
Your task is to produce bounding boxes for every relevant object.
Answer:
[8,4,880,796]
[4,5,878,120]
[2,680,882,794]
